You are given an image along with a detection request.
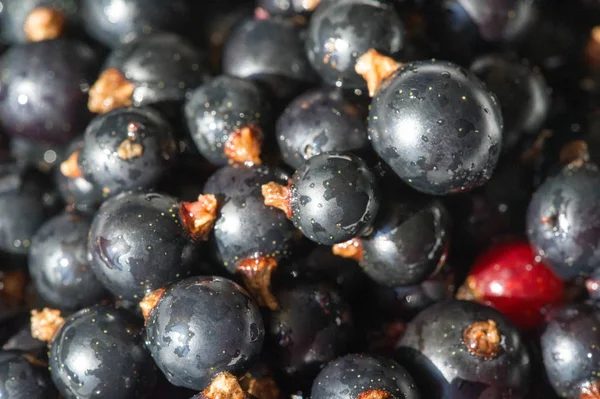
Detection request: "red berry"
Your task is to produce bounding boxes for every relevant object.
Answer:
[457,240,564,330]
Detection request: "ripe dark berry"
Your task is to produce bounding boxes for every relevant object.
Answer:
[311,354,420,399]
[457,240,564,330]
[0,39,98,144]
[55,137,103,212]
[333,194,450,286]
[0,1,75,44]
[360,53,503,195]
[29,210,108,310]
[267,282,354,392]
[256,0,320,18]
[81,0,192,48]
[540,303,600,399]
[470,54,550,152]
[263,152,380,245]
[0,350,56,398]
[184,75,272,165]
[88,32,209,115]
[0,165,59,255]
[142,276,264,391]
[305,0,404,90]
[397,300,531,398]
[32,306,157,399]
[223,17,317,101]
[88,191,217,300]
[203,164,298,309]
[62,106,178,198]
[527,162,600,279]
[276,88,369,169]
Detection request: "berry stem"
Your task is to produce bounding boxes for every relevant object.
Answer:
[225,126,263,165]
[0,270,28,307]
[261,182,292,218]
[357,389,393,399]
[24,7,66,42]
[456,276,480,301]
[139,287,167,322]
[179,194,218,242]
[586,26,600,69]
[462,319,503,360]
[30,308,65,343]
[560,140,590,167]
[237,257,279,311]
[580,380,600,399]
[60,151,83,178]
[355,49,402,97]
[240,374,280,399]
[332,238,364,263]
[88,68,135,114]
[200,372,249,399]
[301,0,321,11]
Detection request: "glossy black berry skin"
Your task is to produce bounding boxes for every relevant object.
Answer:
[470,54,550,151]
[81,0,191,48]
[276,88,369,169]
[257,0,319,17]
[203,164,296,273]
[0,0,79,44]
[267,282,354,391]
[306,0,404,90]
[0,39,98,144]
[222,17,318,101]
[88,191,200,300]
[288,152,379,245]
[0,164,59,255]
[29,210,107,310]
[10,137,63,172]
[396,300,531,398]
[527,162,600,280]
[145,276,264,391]
[369,60,503,196]
[49,305,157,399]
[540,303,600,399]
[437,0,535,44]
[55,137,103,213]
[104,33,209,111]
[357,195,450,286]
[184,75,272,166]
[311,354,421,399]
[0,350,56,398]
[78,106,177,197]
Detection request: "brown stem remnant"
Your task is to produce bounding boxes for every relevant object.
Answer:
[462,319,503,360]
[179,194,218,242]
[560,140,590,167]
[301,0,321,11]
[332,238,364,263]
[586,26,600,69]
[0,270,28,307]
[24,7,66,42]
[520,129,553,165]
[139,287,167,322]
[456,276,480,301]
[254,7,270,20]
[225,126,263,165]
[117,139,144,160]
[355,49,402,97]
[261,182,291,218]
[60,151,83,178]
[200,372,248,399]
[581,380,600,399]
[88,68,135,114]
[30,308,65,343]
[240,375,281,399]
[237,257,279,311]
[357,389,393,399]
